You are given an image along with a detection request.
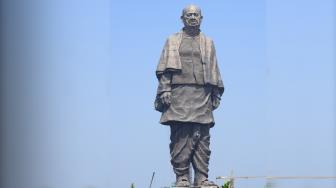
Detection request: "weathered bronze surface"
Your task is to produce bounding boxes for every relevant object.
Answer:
[155,4,224,188]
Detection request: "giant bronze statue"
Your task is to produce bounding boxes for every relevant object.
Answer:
[154,4,224,187]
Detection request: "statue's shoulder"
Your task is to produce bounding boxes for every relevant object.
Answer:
[167,32,182,41]
[200,32,214,43]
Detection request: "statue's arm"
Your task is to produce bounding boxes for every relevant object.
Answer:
[154,38,173,112]
[210,40,224,110]
[158,73,172,105]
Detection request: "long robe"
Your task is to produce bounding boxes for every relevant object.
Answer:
[159,34,215,125]
[155,32,224,126]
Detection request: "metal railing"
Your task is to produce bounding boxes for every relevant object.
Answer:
[216,175,336,188]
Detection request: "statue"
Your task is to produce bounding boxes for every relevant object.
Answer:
[154,4,224,187]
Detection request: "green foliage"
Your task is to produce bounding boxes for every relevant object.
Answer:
[131,183,135,188]
[222,180,232,188]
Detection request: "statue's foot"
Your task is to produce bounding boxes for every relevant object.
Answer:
[174,176,190,187]
[195,179,218,188]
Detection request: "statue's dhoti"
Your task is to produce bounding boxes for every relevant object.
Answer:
[169,122,211,184]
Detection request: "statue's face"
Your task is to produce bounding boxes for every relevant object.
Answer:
[181,5,202,27]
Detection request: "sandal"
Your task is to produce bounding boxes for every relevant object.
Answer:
[175,176,190,187]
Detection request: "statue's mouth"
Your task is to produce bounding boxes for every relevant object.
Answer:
[188,20,198,26]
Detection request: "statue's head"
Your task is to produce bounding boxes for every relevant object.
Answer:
[181,4,203,28]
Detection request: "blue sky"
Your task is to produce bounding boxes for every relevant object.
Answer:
[1,0,335,188]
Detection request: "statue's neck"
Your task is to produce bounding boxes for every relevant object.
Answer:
[183,26,200,37]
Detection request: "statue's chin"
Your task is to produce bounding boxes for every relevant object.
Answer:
[185,24,200,28]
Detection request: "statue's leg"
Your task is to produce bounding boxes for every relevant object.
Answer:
[170,123,194,186]
[191,124,217,187]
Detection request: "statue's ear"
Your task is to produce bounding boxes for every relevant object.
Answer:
[180,16,185,24]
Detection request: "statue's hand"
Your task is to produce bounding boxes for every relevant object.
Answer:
[211,87,221,110]
[160,91,171,106]
[212,96,220,110]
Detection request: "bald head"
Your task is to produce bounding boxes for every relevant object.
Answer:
[181,4,203,27]
[182,4,202,17]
